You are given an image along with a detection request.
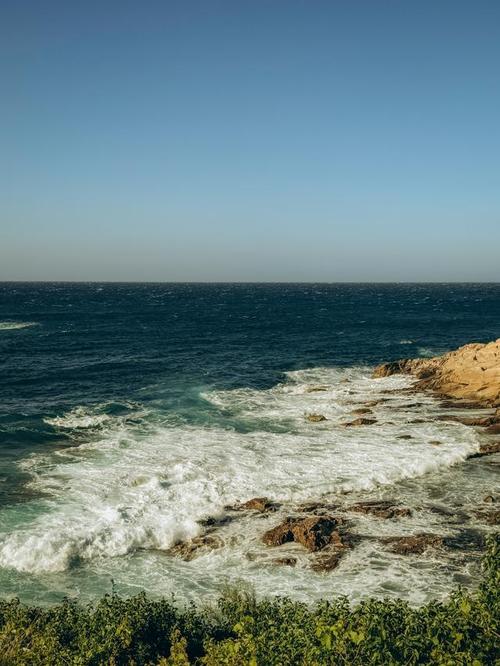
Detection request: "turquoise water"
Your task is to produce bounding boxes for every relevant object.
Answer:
[0,283,499,605]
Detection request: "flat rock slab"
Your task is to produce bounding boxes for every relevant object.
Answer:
[348,501,412,519]
[343,417,377,427]
[381,533,443,555]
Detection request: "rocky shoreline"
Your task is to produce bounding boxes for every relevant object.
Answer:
[168,340,500,573]
[373,338,500,406]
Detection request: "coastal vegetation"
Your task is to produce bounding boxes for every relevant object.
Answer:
[0,534,497,665]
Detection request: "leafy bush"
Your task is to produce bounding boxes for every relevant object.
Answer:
[0,534,498,665]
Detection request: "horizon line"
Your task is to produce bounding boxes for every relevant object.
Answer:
[1,280,500,286]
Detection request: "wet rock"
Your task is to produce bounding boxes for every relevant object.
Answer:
[311,548,345,572]
[485,424,500,435]
[443,529,486,551]
[440,400,486,409]
[348,500,412,519]
[474,509,500,526]
[429,440,442,446]
[373,360,414,378]
[198,515,233,529]
[446,411,500,428]
[262,519,296,547]
[306,413,327,422]
[305,386,329,393]
[397,434,413,440]
[468,442,500,458]
[351,407,373,415]
[382,533,443,555]
[169,534,223,561]
[232,497,280,512]
[483,495,496,503]
[424,504,458,518]
[262,515,342,552]
[343,417,377,427]
[296,501,340,514]
[272,557,297,567]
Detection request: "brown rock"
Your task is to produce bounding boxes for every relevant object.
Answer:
[382,533,443,555]
[272,557,297,567]
[440,400,487,409]
[397,434,413,440]
[483,495,495,503]
[344,417,377,427]
[291,516,342,551]
[373,339,500,406]
[262,519,297,547]
[311,549,345,572]
[296,501,339,514]
[262,515,342,552]
[351,407,373,415]
[305,386,329,393]
[306,413,327,422]
[468,442,500,458]
[474,509,500,526]
[169,534,223,561]
[238,497,280,512]
[485,424,500,435]
[348,500,412,519]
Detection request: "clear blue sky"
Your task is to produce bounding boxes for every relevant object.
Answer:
[1,0,499,281]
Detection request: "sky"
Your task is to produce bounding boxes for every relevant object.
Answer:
[1,0,499,282]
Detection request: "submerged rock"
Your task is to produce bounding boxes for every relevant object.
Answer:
[443,529,486,551]
[348,501,412,519]
[474,509,500,526]
[311,548,345,572]
[305,386,329,393]
[296,501,340,514]
[272,557,297,567]
[169,535,223,561]
[198,515,233,529]
[343,417,377,427]
[351,407,373,415]
[262,515,343,552]
[382,533,443,555]
[306,413,327,422]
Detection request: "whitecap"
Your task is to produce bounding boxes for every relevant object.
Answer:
[0,321,37,331]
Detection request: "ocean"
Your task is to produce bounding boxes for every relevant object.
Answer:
[0,282,499,606]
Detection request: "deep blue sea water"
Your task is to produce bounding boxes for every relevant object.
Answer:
[0,283,499,605]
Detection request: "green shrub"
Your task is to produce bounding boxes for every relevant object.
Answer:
[0,534,497,665]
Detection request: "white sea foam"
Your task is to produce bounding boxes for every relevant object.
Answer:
[44,407,113,429]
[0,367,479,577]
[0,321,37,331]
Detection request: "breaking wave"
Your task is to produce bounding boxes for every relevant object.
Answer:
[0,367,479,575]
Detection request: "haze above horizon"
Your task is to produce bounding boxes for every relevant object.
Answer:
[1,1,499,282]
